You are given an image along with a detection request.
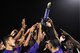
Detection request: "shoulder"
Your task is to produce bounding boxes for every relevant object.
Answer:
[2,50,13,53]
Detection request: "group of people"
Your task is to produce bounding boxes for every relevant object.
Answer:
[0,18,80,53]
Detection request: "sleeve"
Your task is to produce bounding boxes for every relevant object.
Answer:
[28,42,39,53]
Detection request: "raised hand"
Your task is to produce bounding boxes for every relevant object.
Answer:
[29,23,38,33]
[37,23,42,29]
[10,29,18,37]
[21,18,27,29]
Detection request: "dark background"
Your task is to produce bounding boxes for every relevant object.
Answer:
[0,0,80,42]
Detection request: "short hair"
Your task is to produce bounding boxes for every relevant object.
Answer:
[50,39,59,48]
[3,35,10,46]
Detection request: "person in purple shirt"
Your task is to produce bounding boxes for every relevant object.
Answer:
[2,35,16,53]
[14,45,22,53]
[42,18,63,53]
[44,39,63,53]
[3,18,27,53]
[28,23,44,53]
[2,34,23,53]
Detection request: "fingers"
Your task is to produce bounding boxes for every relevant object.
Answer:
[29,23,42,32]
[10,29,18,36]
[29,25,35,33]
[22,18,27,29]
[37,23,42,28]
[60,36,65,42]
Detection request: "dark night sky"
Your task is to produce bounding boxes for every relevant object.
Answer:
[0,0,80,42]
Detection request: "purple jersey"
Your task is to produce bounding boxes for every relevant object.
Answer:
[54,46,63,53]
[28,42,39,53]
[14,46,22,53]
[2,46,22,53]
[2,50,13,53]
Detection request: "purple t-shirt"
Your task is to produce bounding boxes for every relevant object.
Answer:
[54,46,63,53]
[14,46,22,53]
[2,50,13,53]
[28,42,39,53]
[2,46,22,53]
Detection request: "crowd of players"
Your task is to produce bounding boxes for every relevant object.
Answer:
[0,18,80,53]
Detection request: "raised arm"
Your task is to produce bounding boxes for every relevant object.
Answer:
[36,23,44,45]
[14,18,27,40]
[53,26,60,43]
[18,28,30,46]
[28,23,44,53]
[60,29,80,49]
[24,23,37,46]
[23,30,32,46]
[47,18,60,43]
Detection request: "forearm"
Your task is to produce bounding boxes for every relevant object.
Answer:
[53,27,60,43]
[24,32,32,46]
[49,19,60,42]
[20,29,30,41]
[14,27,24,40]
[18,28,30,45]
[54,29,59,37]
[53,27,58,37]
[24,29,30,37]
[37,27,42,45]
[18,35,25,46]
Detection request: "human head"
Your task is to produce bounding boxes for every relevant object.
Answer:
[45,39,59,51]
[66,40,74,49]
[4,36,15,47]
